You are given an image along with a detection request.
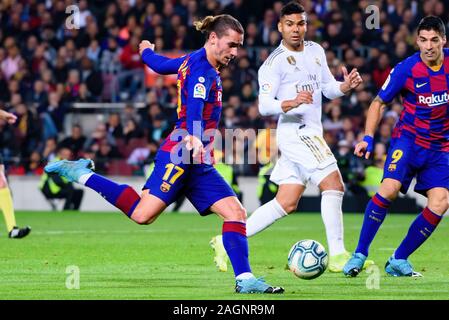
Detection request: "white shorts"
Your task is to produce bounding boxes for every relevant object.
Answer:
[270,133,339,186]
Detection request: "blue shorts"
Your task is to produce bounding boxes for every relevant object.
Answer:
[383,137,449,196]
[143,151,236,215]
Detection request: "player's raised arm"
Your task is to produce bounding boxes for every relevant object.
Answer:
[355,63,406,159]
[139,40,185,75]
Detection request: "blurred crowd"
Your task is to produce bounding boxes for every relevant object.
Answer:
[0,0,448,194]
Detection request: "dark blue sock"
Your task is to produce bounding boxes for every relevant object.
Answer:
[85,173,140,217]
[394,207,442,259]
[355,193,391,256]
[222,221,252,277]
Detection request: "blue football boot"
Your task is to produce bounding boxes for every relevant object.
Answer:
[235,277,284,294]
[385,256,423,277]
[343,252,367,277]
[45,159,94,183]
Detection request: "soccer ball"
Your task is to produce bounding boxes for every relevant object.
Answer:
[287,239,328,280]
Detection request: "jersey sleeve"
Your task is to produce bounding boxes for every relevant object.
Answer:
[377,62,407,103]
[185,67,214,138]
[320,46,344,99]
[258,61,283,116]
[141,48,185,75]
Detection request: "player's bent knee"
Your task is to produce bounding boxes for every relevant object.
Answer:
[277,199,297,214]
[379,182,400,200]
[232,206,247,221]
[130,208,158,225]
[428,199,449,215]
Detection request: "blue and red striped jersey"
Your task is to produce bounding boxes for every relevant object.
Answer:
[159,48,222,162]
[378,48,449,151]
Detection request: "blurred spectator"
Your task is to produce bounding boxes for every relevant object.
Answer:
[40,147,84,210]
[335,139,366,196]
[42,137,58,163]
[94,141,122,175]
[119,35,144,100]
[13,103,41,159]
[80,57,103,99]
[106,113,124,139]
[64,69,81,102]
[25,151,45,175]
[1,39,22,81]
[323,104,344,132]
[59,125,87,158]
[84,123,116,154]
[360,153,386,197]
[127,140,158,166]
[122,104,141,124]
[375,122,393,149]
[124,119,144,142]
[100,37,123,74]
[372,53,392,89]
[259,9,276,45]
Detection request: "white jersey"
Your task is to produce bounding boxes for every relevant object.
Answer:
[258,40,344,177]
[258,40,344,137]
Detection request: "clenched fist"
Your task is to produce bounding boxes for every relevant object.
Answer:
[139,40,155,56]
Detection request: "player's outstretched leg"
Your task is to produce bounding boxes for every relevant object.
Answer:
[222,221,284,294]
[210,197,288,273]
[385,206,443,277]
[210,197,283,294]
[320,191,377,273]
[343,193,391,277]
[45,159,142,219]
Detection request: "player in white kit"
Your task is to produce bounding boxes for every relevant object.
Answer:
[210,1,373,272]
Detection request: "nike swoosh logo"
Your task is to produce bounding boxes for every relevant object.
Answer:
[371,210,382,215]
[416,82,427,88]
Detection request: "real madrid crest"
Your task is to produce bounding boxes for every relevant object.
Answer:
[287,56,296,65]
[315,58,321,66]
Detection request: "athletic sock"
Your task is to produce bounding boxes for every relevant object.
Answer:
[81,173,140,217]
[246,199,288,237]
[394,207,442,259]
[355,193,391,256]
[321,190,346,256]
[222,221,252,278]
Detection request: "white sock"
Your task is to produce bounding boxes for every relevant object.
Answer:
[235,272,254,280]
[78,173,94,185]
[321,190,346,256]
[247,199,288,237]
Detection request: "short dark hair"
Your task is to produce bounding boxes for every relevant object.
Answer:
[417,16,446,37]
[280,1,305,17]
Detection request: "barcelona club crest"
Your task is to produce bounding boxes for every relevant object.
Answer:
[160,182,171,192]
[388,164,397,172]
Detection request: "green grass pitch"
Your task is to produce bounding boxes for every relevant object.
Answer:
[0,211,448,300]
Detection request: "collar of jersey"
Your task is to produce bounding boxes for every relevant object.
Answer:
[280,40,305,54]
